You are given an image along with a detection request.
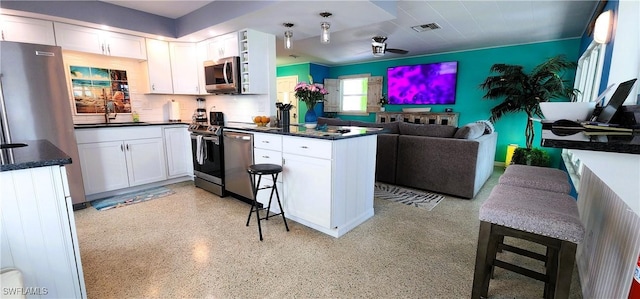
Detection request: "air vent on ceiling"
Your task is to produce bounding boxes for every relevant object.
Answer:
[411,23,441,32]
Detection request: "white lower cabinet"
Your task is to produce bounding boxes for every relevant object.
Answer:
[253,133,283,211]
[1,165,86,298]
[282,152,332,228]
[163,126,193,178]
[76,127,167,195]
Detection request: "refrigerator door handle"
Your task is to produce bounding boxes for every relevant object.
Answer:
[0,75,12,144]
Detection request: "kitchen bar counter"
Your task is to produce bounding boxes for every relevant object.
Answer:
[224,122,385,140]
[74,121,188,129]
[1,139,72,171]
[226,123,379,238]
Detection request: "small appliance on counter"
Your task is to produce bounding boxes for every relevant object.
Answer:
[275,102,292,128]
[210,111,224,126]
[194,97,207,123]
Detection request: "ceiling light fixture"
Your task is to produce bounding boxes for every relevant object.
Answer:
[319,12,332,44]
[283,23,294,49]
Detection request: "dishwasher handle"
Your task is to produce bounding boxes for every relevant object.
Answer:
[223,132,252,141]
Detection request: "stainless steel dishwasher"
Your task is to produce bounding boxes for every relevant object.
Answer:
[222,130,254,201]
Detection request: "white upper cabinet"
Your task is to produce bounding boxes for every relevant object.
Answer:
[54,22,146,60]
[203,32,239,62]
[239,29,275,94]
[169,42,200,94]
[0,15,56,46]
[145,38,173,94]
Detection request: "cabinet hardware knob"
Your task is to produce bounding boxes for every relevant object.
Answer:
[152,84,155,90]
[107,44,111,55]
[101,43,105,54]
[301,146,308,149]
[263,141,269,143]
[262,155,269,158]
[120,144,124,151]
[126,144,129,150]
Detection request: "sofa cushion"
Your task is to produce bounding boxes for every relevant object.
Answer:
[351,120,400,134]
[454,122,486,139]
[317,117,350,126]
[398,122,457,138]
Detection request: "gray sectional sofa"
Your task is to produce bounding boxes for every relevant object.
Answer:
[318,117,498,199]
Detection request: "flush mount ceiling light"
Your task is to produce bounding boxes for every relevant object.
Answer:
[283,23,294,49]
[319,12,332,44]
[593,10,612,44]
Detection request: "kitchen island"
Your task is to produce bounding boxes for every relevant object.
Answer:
[226,123,384,238]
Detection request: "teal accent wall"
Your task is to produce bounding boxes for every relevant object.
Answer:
[277,39,581,167]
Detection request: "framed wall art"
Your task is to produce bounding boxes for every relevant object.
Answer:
[69,65,131,114]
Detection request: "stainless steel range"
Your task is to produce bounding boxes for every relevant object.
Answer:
[189,118,225,196]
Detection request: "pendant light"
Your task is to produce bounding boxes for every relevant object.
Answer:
[319,12,332,44]
[283,23,294,49]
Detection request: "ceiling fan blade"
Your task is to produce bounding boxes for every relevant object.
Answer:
[386,48,408,54]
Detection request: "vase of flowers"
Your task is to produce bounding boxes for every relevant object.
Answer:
[294,81,328,128]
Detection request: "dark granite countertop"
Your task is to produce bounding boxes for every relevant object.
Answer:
[74,121,188,129]
[224,122,385,140]
[1,140,72,171]
[541,128,640,155]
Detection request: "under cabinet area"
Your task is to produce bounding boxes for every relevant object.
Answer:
[75,126,167,195]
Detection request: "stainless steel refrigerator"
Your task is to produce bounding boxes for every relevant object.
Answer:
[0,41,87,206]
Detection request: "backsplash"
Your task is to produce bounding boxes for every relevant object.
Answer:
[63,51,273,124]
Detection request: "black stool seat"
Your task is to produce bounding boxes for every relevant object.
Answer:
[248,164,282,175]
[246,163,288,241]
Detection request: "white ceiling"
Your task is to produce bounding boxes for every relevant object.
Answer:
[101,0,600,66]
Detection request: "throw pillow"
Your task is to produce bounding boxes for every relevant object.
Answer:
[398,122,458,138]
[474,120,495,134]
[454,122,486,139]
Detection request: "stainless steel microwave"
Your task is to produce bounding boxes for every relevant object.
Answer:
[204,56,241,94]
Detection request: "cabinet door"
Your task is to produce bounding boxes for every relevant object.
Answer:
[77,141,129,194]
[125,138,168,186]
[54,22,103,55]
[146,38,173,94]
[222,33,239,57]
[1,15,56,45]
[105,31,147,60]
[283,153,332,228]
[170,42,200,94]
[164,127,193,178]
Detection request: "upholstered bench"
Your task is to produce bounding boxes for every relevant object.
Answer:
[499,165,571,194]
[471,184,584,299]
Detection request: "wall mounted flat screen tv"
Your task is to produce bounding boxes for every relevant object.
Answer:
[387,61,458,105]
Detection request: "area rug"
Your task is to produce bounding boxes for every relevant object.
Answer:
[90,186,175,211]
[374,182,445,211]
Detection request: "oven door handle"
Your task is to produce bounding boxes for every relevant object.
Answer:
[190,134,219,144]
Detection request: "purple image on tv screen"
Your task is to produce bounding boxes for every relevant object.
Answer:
[387,61,458,104]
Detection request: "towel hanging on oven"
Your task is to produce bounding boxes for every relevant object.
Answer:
[196,135,207,165]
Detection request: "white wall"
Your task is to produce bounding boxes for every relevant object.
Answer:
[607,0,640,105]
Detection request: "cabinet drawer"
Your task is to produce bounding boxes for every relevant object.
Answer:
[75,126,162,143]
[254,148,282,183]
[283,136,332,159]
[254,133,282,151]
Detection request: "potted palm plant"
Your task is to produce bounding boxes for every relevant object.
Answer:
[480,54,579,150]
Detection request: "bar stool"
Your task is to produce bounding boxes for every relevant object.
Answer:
[499,165,571,194]
[246,163,289,241]
[471,184,584,299]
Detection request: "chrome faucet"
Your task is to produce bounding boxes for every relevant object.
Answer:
[104,100,117,123]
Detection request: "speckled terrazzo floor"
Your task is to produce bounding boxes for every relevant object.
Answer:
[73,167,582,299]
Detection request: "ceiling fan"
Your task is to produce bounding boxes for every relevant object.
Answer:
[371,36,408,57]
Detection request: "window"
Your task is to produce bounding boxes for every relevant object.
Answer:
[564,41,607,183]
[323,75,382,114]
[340,77,368,112]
